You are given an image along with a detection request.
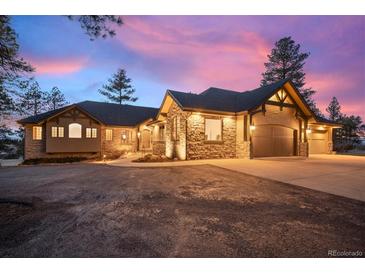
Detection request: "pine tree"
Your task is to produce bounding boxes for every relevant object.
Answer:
[98,68,137,104]
[46,86,68,110]
[261,36,319,114]
[20,81,47,115]
[0,16,33,119]
[326,97,342,121]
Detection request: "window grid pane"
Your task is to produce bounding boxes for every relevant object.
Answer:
[86,128,91,138]
[92,128,97,138]
[106,129,113,141]
[51,127,58,137]
[33,126,42,140]
[58,127,64,138]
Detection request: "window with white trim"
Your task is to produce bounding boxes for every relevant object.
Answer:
[86,127,97,138]
[33,126,42,140]
[69,123,82,138]
[205,118,222,141]
[106,129,113,141]
[51,126,64,138]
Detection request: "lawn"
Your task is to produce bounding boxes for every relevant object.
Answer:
[0,164,364,257]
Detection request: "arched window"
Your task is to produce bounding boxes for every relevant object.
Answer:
[69,123,82,138]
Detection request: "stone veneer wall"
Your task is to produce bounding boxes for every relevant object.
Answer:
[165,101,189,159]
[152,141,166,156]
[186,113,237,160]
[236,140,251,158]
[299,142,308,157]
[101,126,137,157]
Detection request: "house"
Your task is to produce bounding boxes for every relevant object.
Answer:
[18,79,340,160]
[18,101,159,160]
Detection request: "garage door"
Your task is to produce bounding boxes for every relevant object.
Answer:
[252,125,295,157]
[308,132,327,154]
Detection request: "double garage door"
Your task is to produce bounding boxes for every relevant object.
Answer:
[252,125,296,157]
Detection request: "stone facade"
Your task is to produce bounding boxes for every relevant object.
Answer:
[165,101,189,159]
[236,140,251,158]
[299,142,309,157]
[101,126,137,158]
[186,114,237,160]
[152,141,166,156]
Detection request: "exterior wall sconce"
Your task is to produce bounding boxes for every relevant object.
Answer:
[306,127,312,134]
[250,125,256,131]
[137,132,141,139]
[122,134,127,140]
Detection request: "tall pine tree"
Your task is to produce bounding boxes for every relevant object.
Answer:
[261,37,320,115]
[20,81,47,115]
[98,68,137,104]
[46,86,68,110]
[326,96,342,121]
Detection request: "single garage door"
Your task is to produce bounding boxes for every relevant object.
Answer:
[308,131,327,154]
[252,125,295,157]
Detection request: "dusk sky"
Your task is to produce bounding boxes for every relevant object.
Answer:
[12,16,365,119]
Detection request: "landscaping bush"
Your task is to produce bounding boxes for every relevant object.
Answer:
[22,157,89,165]
[103,150,126,160]
[132,153,173,163]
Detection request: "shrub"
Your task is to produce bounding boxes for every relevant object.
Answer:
[132,153,173,163]
[22,157,89,165]
[103,150,126,160]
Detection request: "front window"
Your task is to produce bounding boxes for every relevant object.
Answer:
[32,126,42,140]
[69,123,82,138]
[205,118,222,141]
[86,127,97,138]
[158,125,165,141]
[51,126,64,138]
[106,129,113,141]
[121,130,130,143]
[171,116,179,141]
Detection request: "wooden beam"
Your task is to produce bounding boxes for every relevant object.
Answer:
[266,101,295,108]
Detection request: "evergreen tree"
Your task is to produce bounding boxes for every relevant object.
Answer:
[46,86,68,110]
[67,16,123,40]
[20,81,47,115]
[326,96,343,121]
[98,68,137,104]
[261,36,319,114]
[0,16,33,118]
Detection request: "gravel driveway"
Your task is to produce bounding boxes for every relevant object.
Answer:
[0,164,364,257]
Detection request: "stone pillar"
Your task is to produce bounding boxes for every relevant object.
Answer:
[299,142,308,157]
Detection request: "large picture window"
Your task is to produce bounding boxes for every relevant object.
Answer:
[121,130,131,143]
[205,118,222,141]
[69,123,82,138]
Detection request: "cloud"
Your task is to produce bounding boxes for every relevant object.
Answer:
[114,16,271,92]
[28,57,88,75]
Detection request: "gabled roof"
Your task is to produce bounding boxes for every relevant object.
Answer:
[168,78,289,113]
[18,101,159,127]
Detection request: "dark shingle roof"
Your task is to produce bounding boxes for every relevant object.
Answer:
[18,101,159,126]
[314,116,341,125]
[169,78,289,113]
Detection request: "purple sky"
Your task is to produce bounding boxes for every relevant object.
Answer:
[12,16,365,119]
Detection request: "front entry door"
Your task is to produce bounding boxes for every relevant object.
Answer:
[141,129,151,150]
[252,125,294,157]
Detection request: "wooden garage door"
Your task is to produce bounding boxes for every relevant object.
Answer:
[252,125,295,157]
[309,132,327,154]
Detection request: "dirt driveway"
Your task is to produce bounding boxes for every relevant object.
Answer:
[0,164,364,257]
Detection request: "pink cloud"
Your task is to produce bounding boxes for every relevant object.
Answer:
[28,57,88,75]
[116,16,270,91]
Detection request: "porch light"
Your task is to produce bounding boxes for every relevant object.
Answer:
[137,132,141,138]
[250,125,256,131]
[122,134,127,140]
[306,127,312,134]
[318,126,325,130]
